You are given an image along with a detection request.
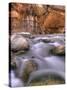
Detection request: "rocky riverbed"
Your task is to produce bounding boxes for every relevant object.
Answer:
[9,33,65,87]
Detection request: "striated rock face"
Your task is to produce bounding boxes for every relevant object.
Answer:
[10,10,22,30]
[9,3,65,34]
[11,3,27,13]
[32,5,47,16]
[11,34,29,52]
[43,10,65,33]
[38,7,65,34]
[9,3,29,33]
[49,5,65,11]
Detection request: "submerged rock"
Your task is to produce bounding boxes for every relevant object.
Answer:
[51,45,65,55]
[21,60,38,83]
[11,57,38,84]
[41,38,52,43]
[28,74,64,86]
[27,69,65,86]
[11,34,29,52]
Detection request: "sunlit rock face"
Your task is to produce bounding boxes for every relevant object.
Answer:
[32,5,47,16]
[49,5,65,11]
[9,3,65,34]
[43,10,65,33]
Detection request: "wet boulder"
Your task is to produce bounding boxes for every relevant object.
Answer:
[21,60,38,83]
[27,69,65,86]
[11,34,29,52]
[41,38,52,43]
[12,57,38,83]
[51,45,65,55]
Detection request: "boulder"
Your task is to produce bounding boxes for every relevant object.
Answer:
[22,60,38,82]
[11,34,29,52]
[51,45,65,55]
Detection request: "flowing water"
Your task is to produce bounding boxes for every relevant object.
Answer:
[10,34,65,87]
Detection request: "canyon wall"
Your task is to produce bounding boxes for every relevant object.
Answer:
[9,3,65,34]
